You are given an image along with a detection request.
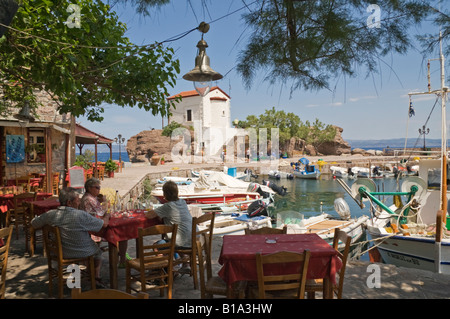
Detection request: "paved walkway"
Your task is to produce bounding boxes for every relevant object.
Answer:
[4,232,450,299]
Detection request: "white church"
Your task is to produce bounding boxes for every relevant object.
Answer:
[166,86,241,161]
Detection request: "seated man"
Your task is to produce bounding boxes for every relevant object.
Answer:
[145,181,192,273]
[31,187,110,288]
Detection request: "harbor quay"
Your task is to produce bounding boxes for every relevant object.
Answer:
[4,154,450,300]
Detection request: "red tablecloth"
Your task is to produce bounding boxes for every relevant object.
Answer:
[0,192,53,213]
[218,233,342,287]
[104,210,161,246]
[31,197,60,216]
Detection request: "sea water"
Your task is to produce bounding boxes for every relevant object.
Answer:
[266,175,401,261]
[78,151,130,163]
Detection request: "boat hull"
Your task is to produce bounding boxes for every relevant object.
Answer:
[283,213,368,249]
[197,214,273,236]
[292,170,321,179]
[154,193,261,205]
[367,226,450,274]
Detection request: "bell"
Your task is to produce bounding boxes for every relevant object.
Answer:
[183,39,222,96]
[14,100,35,122]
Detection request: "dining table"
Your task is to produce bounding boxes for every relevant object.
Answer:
[218,233,343,299]
[31,197,60,216]
[102,209,162,289]
[0,192,53,227]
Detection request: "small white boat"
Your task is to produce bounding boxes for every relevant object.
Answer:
[268,170,294,179]
[276,198,368,249]
[330,166,349,178]
[292,165,321,179]
[188,204,273,236]
[157,176,197,185]
[191,169,249,180]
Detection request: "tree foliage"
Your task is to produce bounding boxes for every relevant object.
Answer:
[118,0,432,93]
[237,0,430,93]
[239,107,335,146]
[0,0,180,121]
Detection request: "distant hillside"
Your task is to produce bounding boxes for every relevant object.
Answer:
[347,138,444,150]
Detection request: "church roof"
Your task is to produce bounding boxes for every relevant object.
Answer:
[167,86,230,100]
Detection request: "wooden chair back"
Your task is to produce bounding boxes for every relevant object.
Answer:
[0,226,13,299]
[245,226,287,235]
[71,287,149,299]
[15,175,31,191]
[196,236,246,299]
[42,225,96,298]
[10,192,37,239]
[23,201,41,256]
[52,172,60,196]
[255,250,311,299]
[126,224,178,298]
[175,212,215,289]
[331,228,351,299]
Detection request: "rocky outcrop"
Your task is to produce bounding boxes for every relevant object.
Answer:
[126,129,173,163]
[315,126,352,156]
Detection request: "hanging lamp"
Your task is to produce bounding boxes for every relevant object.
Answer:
[183,22,223,97]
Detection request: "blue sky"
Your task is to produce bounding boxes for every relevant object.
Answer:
[77,0,448,144]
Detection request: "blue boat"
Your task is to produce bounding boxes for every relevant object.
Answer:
[291,158,321,179]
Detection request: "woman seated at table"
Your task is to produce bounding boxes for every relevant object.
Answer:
[144,180,192,273]
[80,178,130,268]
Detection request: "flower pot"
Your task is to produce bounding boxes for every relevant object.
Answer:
[107,171,114,178]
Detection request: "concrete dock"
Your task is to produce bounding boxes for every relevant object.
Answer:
[3,155,450,300]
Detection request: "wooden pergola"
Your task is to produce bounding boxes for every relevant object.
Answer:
[75,123,114,178]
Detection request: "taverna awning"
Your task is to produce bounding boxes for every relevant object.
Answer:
[75,123,114,145]
[75,123,113,167]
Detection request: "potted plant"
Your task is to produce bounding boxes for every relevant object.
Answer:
[25,144,45,162]
[160,156,165,165]
[105,159,118,178]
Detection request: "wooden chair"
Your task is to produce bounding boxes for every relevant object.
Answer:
[42,225,96,298]
[8,192,37,239]
[174,213,215,289]
[306,228,351,299]
[95,165,105,181]
[15,175,31,192]
[126,224,178,298]
[23,201,43,257]
[52,172,60,196]
[244,226,287,235]
[71,287,149,299]
[251,250,311,299]
[196,237,246,299]
[0,226,13,299]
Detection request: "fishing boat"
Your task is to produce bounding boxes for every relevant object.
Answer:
[152,171,275,205]
[276,198,368,249]
[291,157,321,179]
[191,168,252,181]
[336,36,450,273]
[357,34,450,274]
[188,201,273,236]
